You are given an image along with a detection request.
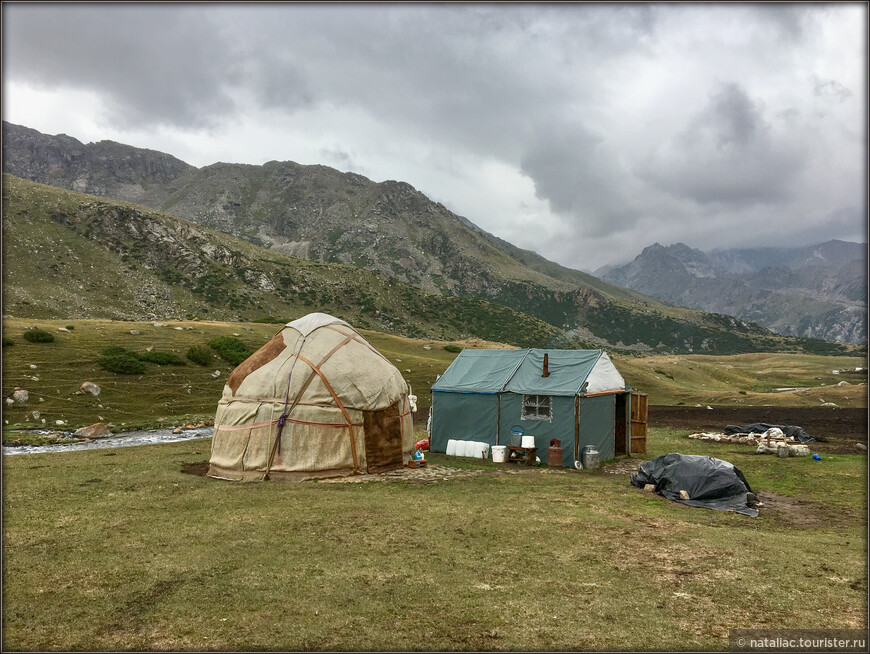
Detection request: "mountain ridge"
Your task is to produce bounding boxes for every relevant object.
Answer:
[596,240,867,344]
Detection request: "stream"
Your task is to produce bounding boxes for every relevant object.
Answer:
[2,427,214,455]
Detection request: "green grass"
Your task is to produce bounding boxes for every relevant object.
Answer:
[1,428,865,651]
[2,318,866,433]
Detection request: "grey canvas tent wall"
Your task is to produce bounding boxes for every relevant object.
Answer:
[431,349,632,466]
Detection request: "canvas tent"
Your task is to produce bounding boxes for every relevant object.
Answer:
[431,349,633,466]
[208,313,415,481]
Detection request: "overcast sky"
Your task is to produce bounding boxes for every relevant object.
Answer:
[2,3,867,271]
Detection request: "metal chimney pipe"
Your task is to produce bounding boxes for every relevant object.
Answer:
[542,353,550,377]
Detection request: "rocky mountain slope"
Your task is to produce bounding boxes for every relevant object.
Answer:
[4,175,853,356]
[1,122,855,355]
[597,242,867,344]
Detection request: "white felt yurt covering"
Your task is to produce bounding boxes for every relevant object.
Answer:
[208,313,415,481]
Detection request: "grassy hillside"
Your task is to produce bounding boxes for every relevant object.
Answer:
[2,174,559,348]
[2,429,865,650]
[2,318,865,434]
[3,174,858,356]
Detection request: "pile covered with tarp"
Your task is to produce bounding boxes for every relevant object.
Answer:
[631,453,759,517]
[724,423,823,443]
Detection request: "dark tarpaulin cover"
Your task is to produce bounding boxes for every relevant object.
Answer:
[723,423,823,443]
[630,453,759,517]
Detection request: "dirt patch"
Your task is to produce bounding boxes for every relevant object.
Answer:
[180,461,209,476]
[601,457,646,476]
[318,463,484,484]
[650,406,867,454]
[180,460,484,484]
[756,490,865,529]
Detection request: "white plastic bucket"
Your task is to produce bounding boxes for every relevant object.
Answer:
[446,439,458,456]
[492,445,508,463]
[521,435,536,449]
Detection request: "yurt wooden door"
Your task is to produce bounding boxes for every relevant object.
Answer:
[362,403,404,473]
[630,393,648,454]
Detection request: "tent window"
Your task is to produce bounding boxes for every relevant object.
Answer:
[522,394,552,421]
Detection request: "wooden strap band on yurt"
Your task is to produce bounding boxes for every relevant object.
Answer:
[265,332,361,475]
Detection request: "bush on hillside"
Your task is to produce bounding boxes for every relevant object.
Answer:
[65,325,75,331]
[138,350,186,365]
[186,345,213,367]
[253,316,284,324]
[23,328,54,343]
[443,344,462,353]
[98,347,146,375]
[207,336,254,366]
[2,337,14,347]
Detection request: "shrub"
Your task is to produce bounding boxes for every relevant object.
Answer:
[443,344,461,353]
[23,328,54,343]
[253,316,284,324]
[2,337,13,347]
[138,350,186,365]
[98,347,146,375]
[65,325,75,331]
[654,368,674,380]
[208,336,254,366]
[186,345,213,367]
[739,390,747,395]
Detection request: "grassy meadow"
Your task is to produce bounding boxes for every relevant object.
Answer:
[2,428,866,651]
[2,318,867,437]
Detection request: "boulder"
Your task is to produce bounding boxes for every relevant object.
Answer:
[31,410,40,420]
[12,389,28,403]
[129,330,141,335]
[29,364,37,369]
[73,422,111,438]
[788,444,811,457]
[5,397,14,406]
[856,443,867,453]
[679,490,690,500]
[153,322,167,327]
[79,381,101,396]
[57,327,70,332]
[55,420,66,426]
[643,484,656,493]
[212,370,221,378]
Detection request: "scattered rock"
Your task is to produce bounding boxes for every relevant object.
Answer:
[174,327,184,331]
[856,443,867,453]
[821,402,839,408]
[12,389,29,403]
[129,330,141,335]
[153,322,167,327]
[244,327,252,331]
[73,422,111,438]
[173,427,183,434]
[837,381,850,386]
[55,420,66,426]
[31,410,40,419]
[38,397,44,402]
[423,345,431,350]
[643,484,656,493]
[186,327,194,330]
[212,370,221,378]
[679,490,690,500]
[233,333,240,337]
[79,381,101,396]
[146,346,154,352]
[5,397,14,406]
[157,417,165,422]
[57,327,70,332]
[706,405,713,410]
[29,364,37,369]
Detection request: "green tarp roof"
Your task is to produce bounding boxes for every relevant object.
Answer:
[433,348,622,396]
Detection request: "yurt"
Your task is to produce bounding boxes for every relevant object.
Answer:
[208,313,416,481]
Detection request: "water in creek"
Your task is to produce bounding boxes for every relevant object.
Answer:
[2,427,214,456]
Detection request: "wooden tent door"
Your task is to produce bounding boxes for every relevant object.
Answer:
[629,393,648,454]
[614,393,629,454]
[362,403,404,474]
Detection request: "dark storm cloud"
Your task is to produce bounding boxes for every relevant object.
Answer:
[3,4,240,128]
[2,3,865,269]
[637,83,805,206]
